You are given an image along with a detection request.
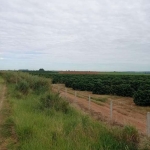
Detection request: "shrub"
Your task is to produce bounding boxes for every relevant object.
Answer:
[133,90,150,106]
[121,125,139,144]
[31,77,50,94]
[1,117,14,137]
[17,125,33,141]
[40,93,69,113]
[15,80,29,95]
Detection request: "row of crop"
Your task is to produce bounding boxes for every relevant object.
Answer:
[27,72,150,106]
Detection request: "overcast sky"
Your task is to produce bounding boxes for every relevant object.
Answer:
[0,0,150,71]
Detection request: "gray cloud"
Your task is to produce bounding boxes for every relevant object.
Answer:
[0,0,150,71]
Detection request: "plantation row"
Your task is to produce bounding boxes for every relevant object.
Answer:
[28,71,150,106]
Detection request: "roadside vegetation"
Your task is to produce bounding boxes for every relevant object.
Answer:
[0,71,149,149]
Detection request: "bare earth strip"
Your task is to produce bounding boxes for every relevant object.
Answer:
[0,84,6,111]
[52,84,150,135]
[0,81,7,150]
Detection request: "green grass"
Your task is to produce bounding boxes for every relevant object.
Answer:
[0,77,4,83]
[0,71,143,150]
[10,95,138,150]
[91,97,107,102]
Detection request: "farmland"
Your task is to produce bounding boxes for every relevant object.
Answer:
[29,71,150,106]
[52,83,150,135]
[1,71,149,149]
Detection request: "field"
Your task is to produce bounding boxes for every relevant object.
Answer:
[29,71,150,106]
[28,71,150,135]
[0,71,150,149]
[52,84,150,135]
[58,71,149,75]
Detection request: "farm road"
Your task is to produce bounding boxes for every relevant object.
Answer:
[0,78,7,149]
[52,84,148,135]
[0,83,5,111]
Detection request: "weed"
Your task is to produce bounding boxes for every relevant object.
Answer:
[40,92,69,113]
[17,125,33,141]
[1,117,14,137]
[15,80,29,95]
[121,125,140,144]
[91,97,107,102]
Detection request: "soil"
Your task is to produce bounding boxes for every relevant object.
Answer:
[52,84,150,135]
[0,82,7,150]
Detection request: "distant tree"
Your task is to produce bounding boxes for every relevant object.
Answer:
[39,68,45,72]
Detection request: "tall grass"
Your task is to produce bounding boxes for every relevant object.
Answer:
[0,71,141,150]
[1,71,50,96]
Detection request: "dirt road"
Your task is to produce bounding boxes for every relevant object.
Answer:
[52,84,150,135]
[0,83,6,110]
[0,79,7,150]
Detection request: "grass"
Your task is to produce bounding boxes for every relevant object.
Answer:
[10,95,139,150]
[0,78,4,83]
[91,96,108,102]
[0,76,18,149]
[1,71,148,150]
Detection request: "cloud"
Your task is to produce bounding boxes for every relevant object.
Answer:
[0,0,150,70]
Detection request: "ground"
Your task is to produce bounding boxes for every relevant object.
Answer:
[0,78,7,150]
[52,84,150,136]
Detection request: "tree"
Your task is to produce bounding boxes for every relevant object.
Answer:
[39,68,45,72]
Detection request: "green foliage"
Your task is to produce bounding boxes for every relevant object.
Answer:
[1,71,50,97]
[91,97,107,102]
[1,71,146,149]
[17,125,33,141]
[39,68,45,72]
[15,80,29,94]
[30,77,50,94]
[121,125,139,144]
[26,72,150,106]
[134,90,150,106]
[1,117,14,137]
[40,92,69,113]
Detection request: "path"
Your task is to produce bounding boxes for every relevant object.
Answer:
[52,84,149,135]
[0,78,7,150]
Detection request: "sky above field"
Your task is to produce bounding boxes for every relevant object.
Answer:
[0,0,150,71]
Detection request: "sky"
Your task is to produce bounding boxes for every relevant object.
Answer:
[0,0,150,71]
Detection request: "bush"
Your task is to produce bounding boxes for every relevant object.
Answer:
[1,117,14,137]
[121,125,139,144]
[15,80,29,95]
[40,93,69,113]
[31,77,50,94]
[133,90,150,106]
[1,71,50,95]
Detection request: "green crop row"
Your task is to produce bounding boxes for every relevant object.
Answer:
[27,72,150,106]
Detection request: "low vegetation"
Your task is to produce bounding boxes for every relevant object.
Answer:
[28,71,150,106]
[0,71,149,149]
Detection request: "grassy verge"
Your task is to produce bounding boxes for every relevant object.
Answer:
[0,77,17,149]
[0,71,147,150]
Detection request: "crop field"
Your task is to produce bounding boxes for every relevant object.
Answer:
[28,71,150,135]
[29,71,150,106]
[1,71,150,149]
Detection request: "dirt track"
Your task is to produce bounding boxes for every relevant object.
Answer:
[52,84,150,135]
[0,80,7,150]
[0,84,5,111]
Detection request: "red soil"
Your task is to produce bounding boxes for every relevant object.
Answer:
[52,84,150,135]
